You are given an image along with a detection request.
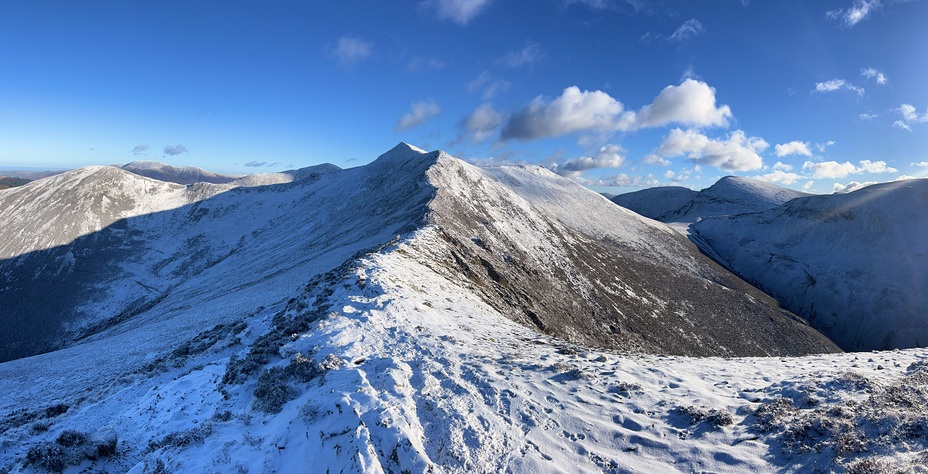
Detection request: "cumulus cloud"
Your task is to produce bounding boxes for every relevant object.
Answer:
[501,86,629,140]
[802,161,858,179]
[499,41,544,68]
[668,19,705,43]
[646,128,767,172]
[635,79,732,129]
[815,79,865,96]
[131,144,149,156]
[396,99,441,132]
[833,181,878,193]
[774,161,793,172]
[458,103,504,143]
[163,144,188,156]
[861,67,888,85]
[774,141,813,157]
[553,144,625,177]
[467,71,510,100]
[333,36,373,66]
[420,0,491,25]
[801,159,895,179]
[858,159,897,173]
[911,161,928,168]
[500,79,732,141]
[754,170,804,185]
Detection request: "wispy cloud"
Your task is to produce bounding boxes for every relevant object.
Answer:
[499,41,544,68]
[163,144,187,156]
[419,0,491,25]
[814,79,865,96]
[466,71,510,100]
[244,161,281,168]
[458,103,504,144]
[395,99,441,132]
[333,36,373,67]
[131,144,149,156]
[860,67,888,85]
[826,0,882,27]
[668,19,705,43]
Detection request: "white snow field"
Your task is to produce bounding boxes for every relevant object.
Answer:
[1,144,925,473]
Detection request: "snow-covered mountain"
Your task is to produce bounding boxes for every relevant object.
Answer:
[614,176,810,223]
[11,144,915,474]
[691,178,928,351]
[120,161,239,185]
[611,186,696,220]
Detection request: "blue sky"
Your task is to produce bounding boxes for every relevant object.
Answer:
[1,0,926,193]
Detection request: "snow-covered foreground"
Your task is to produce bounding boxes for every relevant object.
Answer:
[3,227,927,473]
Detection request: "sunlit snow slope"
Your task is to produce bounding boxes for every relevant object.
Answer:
[692,179,928,351]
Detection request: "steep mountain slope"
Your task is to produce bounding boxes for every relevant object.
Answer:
[120,161,239,185]
[611,186,696,220]
[0,151,431,362]
[615,176,809,223]
[692,179,928,351]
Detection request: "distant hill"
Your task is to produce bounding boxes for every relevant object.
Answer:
[120,161,239,185]
[0,177,31,190]
[613,176,809,222]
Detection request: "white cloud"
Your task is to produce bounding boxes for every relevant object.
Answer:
[333,36,373,66]
[500,41,544,68]
[859,113,879,120]
[861,67,888,85]
[501,79,732,141]
[815,79,865,96]
[802,160,858,179]
[897,175,916,180]
[668,19,705,43]
[501,86,629,140]
[458,103,504,143]
[466,71,510,100]
[911,161,928,168]
[419,0,491,25]
[773,161,793,171]
[635,79,732,129]
[858,159,897,173]
[775,141,813,157]
[395,99,441,132]
[894,120,913,131]
[553,144,626,177]
[647,128,767,172]
[801,159,895,179]
[754,170,804,185]
[897,104,928,123]
[833,181,878,193]
[576,173,660,188]
[826,0,882,27]
[815,140,837,153]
